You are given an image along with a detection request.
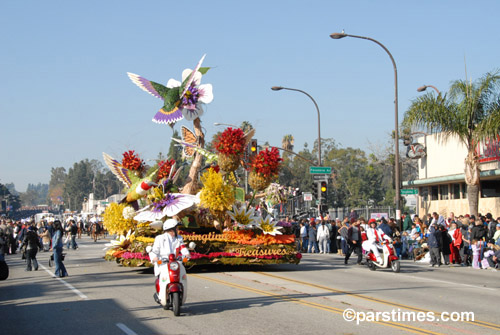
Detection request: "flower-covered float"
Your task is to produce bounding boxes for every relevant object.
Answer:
[102,55,301,267]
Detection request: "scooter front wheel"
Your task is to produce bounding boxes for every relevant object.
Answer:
[171,292,180,316]
[366,259,376,271]
[391,260,400,273]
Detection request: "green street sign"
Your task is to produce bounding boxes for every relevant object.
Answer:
[400,189,418,195]
[309,166,332,174]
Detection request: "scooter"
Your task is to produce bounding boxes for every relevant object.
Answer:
[365,240,400,273]
[152,251,188,316]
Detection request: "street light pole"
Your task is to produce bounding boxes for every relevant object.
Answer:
[271,86,323,215]
[330,32,402,222]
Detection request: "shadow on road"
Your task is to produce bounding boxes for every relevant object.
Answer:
[0,279,156,335]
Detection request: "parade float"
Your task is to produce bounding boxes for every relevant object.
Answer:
[102,55,301,267]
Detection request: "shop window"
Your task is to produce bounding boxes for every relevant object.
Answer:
[440,184,449,200]
[431,186,439,201]
[452,184,461,199]
[481,180,500,198]
[420,187,429,201]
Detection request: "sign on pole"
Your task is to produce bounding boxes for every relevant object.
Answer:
[313,174,328,181]
[303,193,313,201]
[400,189,418,195]
[309,166,332,174]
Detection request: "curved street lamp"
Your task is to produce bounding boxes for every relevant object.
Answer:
[271,86,322,166]
[417,85,440,94]
[330,31,402,221]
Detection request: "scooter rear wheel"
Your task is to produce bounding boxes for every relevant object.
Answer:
[391,260,400,273]
[171,292,180,316]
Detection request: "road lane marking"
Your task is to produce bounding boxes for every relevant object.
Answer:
[116,323,138,335]
[254,271,500,332]
[39,264,88,300]
[191,274,442,335]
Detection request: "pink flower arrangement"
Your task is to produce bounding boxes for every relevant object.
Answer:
[121,252,150,261]
[190,252,240,260]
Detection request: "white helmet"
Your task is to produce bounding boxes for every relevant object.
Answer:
[163,218,178,231]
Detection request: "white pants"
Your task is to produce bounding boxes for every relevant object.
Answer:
[318,237,328,253]
[363,241,382,261]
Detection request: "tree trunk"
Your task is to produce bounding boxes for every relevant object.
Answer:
[464,149,480,217]
[182,117,204,195]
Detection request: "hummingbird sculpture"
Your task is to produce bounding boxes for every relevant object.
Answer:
[127,54,213,126]
[102,152,158,210]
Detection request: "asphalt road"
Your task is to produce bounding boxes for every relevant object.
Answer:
[1,236,499,335]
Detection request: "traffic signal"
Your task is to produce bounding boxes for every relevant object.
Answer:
[311,182,318,198]
[320,181,327,198]
[248,139,258,157]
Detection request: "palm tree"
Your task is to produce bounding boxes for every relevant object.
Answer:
[240,121,253,132]
[281,134,295,151]
[403,71,500,216]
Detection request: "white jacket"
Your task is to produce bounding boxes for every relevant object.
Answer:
[366,227,391,244]
[317,224,330,240]
[149,233,190,276]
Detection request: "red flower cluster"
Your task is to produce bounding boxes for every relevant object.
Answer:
[158,159,176,179]
[122,150,144,171]
[213,128,246,155]
[249,147,282,177]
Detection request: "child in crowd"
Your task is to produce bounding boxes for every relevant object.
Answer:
[471,239,482,269]
[401,231,409,259]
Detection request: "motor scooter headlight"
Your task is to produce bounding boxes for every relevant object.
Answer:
[169,262,179,271]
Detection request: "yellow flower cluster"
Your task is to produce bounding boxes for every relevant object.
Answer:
[102,203,137,235]
[135,236,155,244]
[200,169,235,218]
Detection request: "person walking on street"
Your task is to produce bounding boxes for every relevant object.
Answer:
[20,225,42,271]
[69,220,78,250]
[345,219,363,265]
[51,220,68,278]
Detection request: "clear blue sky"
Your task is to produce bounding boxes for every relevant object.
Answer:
[1,0,499,192]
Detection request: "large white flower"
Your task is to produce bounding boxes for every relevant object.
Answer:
[166,66,213,121]
[227,205,257,228]
[134,193,197,222]
[256,216,283,236]
[103,230,132,250]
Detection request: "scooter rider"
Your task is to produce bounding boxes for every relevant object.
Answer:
[149,219,190,276]
[363,218,392,264]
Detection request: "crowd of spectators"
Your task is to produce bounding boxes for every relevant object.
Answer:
[287,210,500,270]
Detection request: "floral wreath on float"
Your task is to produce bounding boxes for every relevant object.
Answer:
[102,55,301,267]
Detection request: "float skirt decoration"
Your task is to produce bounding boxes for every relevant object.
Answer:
[104,228,301,267]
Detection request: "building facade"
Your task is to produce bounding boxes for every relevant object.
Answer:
[402,134,500,217]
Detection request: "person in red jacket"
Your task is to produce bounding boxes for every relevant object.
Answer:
[448,221,462,264]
